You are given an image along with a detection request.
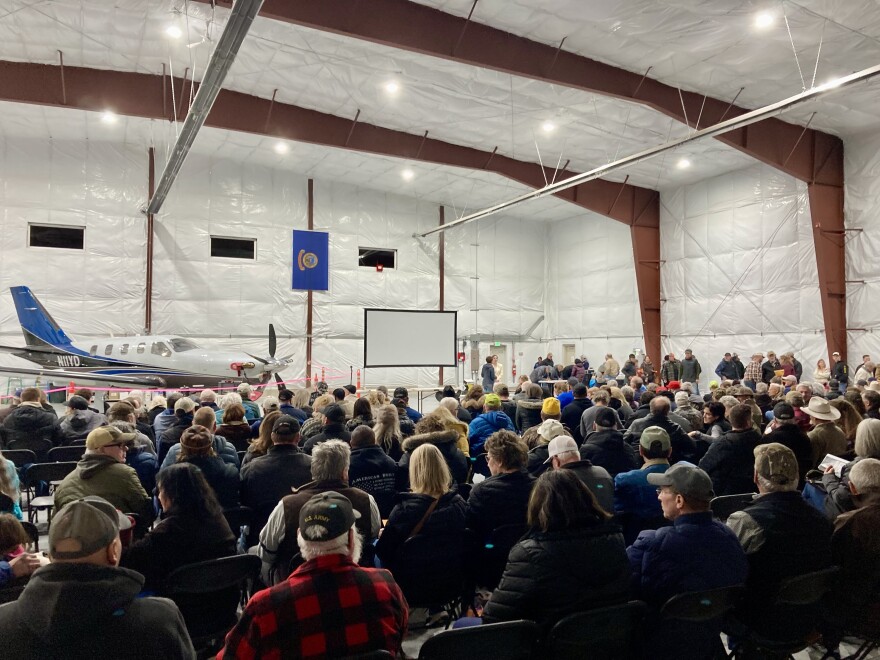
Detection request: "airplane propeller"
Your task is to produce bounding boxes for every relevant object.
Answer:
[246,323,293,388]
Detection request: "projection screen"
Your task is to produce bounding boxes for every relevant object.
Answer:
[364,309,457,367]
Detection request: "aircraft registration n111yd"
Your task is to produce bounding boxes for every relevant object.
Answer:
[0,286,291,389]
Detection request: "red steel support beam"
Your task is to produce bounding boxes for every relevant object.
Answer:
[306,178,315,387]
[438,205,445,387]
[145,147,155,334]
[0,59,662,365]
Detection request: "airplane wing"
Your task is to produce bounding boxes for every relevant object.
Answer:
[0,364,166,387]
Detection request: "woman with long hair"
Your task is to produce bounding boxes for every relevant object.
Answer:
[829,398,863,451]
[241,410,281,467]
[175,425,240,508]
[372,404,404,460]
[481,470,629,632]
[346,397,375,432]
[813,358,831,386]
[216,403,252,452]
[122,463,236,592]
[423,404,470,457]
[462,385,485,419]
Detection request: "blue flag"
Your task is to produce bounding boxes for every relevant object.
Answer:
[292,230,329,291]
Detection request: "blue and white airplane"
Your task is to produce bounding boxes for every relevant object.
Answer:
[0,286,291,389]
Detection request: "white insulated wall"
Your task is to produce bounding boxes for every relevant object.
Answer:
[660,163,825,388]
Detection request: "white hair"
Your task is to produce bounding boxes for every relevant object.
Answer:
[199,389,217,402]
[220,392,243,410]
[439,397,459,414]
[261,396,279,413]
[237,382,253,396]
[850,458,880,493]
[297,525,362,563]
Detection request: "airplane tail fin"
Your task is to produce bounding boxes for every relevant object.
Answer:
[10,286,74,349]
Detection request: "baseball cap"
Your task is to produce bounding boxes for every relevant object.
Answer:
[674,391,690,406]
[85,425,137,451]
[832,351,841,357]
[594,407,618,428]
[273,414,301,436]
[174,396,197,414]
[544,436,579,464]
[537,418,565,443]
[299,491,360,541]
[542,398,561,416]
[323,404,346,424]
[64,395,89,411]
[278,388,293,402]
[639,426,671,452]
[772,402,795,421]
[754,442,799,486]
[483,393,501,408]
[648,463,715,501]
[393,387,408,399]
[49,496,132,560]
[668,380,681,390]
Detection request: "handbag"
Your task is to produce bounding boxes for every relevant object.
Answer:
[406,498,439,540]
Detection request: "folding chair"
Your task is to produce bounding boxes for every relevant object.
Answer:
[418,620,540,660]
[1,449,37,470]
[545,601,648,660]
[22,461,78,525]
[710,493,756,521]
[660,585,745,660]
[47,445,86,463]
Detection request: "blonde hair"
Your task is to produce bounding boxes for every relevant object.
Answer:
[365,390,387,409]
[373,404,401,455]
[293,388,310,409]
[409,443,451,498]
[553,381,569,395]
[312,394,335,414]
[425,406,468,437]
[250,410,281,457]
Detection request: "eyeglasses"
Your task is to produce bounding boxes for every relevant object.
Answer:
[105,443,128,452]
[656,487,678,496]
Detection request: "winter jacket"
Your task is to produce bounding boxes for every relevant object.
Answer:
[152,408,176,438]
[762,359,781,384]
[560,460,615,513]
[161,434,240,471]
[302,423,352,455]
[600,359,621,378]
[375,491,467,566]
[561,398,592,444]
[808,422,848,468]
[621,360,638,379]
[680,357,702,383]
[628,512,748,660]
[398,430,469,491]
[0,563,194,659]
[240,444,312,539]
[625,414,696,464]
[216,422,252,452]
[54,453,154,526]
[346,415,375,432]
[468,411,515,454]
[127,443,159,496]
[822,458,859,519]
[660,359,681,384]
[348,445,399,519]
[831,360,849,384]
[624,403,652,429]
[484,521,630,633]
[514,398,543,434]
[2,403,61,458]
[481,363,497,392]
[698,428,762,496]
[59,410,107,445]
[715,359,738,380]
[121,510,236,592]
[765,424,814,487]
[580,429,639,477]
[831,492,880,631]
[465,469,535,542]
[279,403,308,423]
[674,405,703,433]
[614,462,670,520]
[157,413,194,465]
[241,399,261,422]
[641,361,656,384]
[174,455,240,509]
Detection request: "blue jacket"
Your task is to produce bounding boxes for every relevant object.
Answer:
[467,411,515,454]
[557,391,574,409]
[614,463,669,519]
[160,434,240,471]
[627,511,748,660]
[127,445,159,496]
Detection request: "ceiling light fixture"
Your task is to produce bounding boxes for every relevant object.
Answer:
[384,81,400,94]
[165,25,183,39]
[401,168,415,181]
[541,121,556,133]
[274,142,289,154]
[676,158,691,169]
[100,111,118,124]
[754,12,774,29]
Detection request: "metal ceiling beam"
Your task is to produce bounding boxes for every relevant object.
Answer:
[147,0,264,214]
[204,0,845,188]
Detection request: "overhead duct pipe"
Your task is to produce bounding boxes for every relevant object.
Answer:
[147,0,265,215]
[417,63,880,238]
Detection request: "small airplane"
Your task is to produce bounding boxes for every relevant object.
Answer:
[0,286,292,389]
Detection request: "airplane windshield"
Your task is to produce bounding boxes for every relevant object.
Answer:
[170,338,200,352]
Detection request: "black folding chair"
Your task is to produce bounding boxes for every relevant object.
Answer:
[21,461,78,524]
[418,620,540,660]
[469,454,491,481]
[222,505,253,543]
[166,554,261,656]
[472,523,527,590]
[4,430,54,462]
[545,601,648,660]
[2,449,37,469]
[47,445,85,463]
[661,585,745,622]
[20,520,39,552]
[659,585,745,660]
[710,493,756,521]
[0,493,15,514]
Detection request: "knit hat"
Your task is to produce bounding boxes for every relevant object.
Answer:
[542,398,561,416]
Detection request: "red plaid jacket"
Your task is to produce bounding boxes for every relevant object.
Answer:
[217,553,408,659]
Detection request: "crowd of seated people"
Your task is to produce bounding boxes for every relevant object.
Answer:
[0,351,879,658]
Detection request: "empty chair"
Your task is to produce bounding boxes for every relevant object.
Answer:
[418,620,540,660]
[222,505,252,541]
[22,462,78,524]
[470,453,490,480]
[470,523,527,590]
[659,585,745,660]
[1,450,36,470]
[544,601,648,660]
[165,554,261,655]
[3,428,55,462]
[47,445,85,463]
[710,493,755,522]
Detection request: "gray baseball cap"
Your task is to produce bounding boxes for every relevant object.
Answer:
[49,496,132,560]
[647,463,715,501]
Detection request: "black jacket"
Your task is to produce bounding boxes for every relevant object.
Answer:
[514,399,543,433]
[177,455,240,509]
[121,510,236,591]
[762,360,781,384]
[398,430,469,490]
[580,429,639,477]
[466,469,535,542]
[765,424,814,487]
[2,404,61,457]
[375,491,467,566]
[625,414,697,464]
[349,445,399,518]
[501,400,517,421]
[157,413,193,465]
[240,444,312,538]
[698,428,762,496]
[216,422,252,452]
[561,398,593,444]
[302,423,352,455]
[483,522,630,634]
[624,403,652,429]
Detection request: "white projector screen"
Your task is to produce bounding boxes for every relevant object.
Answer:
[364,309,457,367]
